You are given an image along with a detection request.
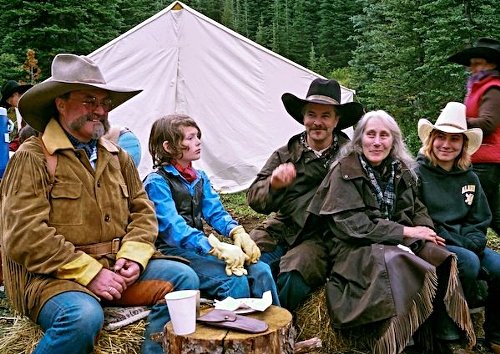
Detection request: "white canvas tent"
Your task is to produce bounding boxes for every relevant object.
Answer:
[89,1,355,193]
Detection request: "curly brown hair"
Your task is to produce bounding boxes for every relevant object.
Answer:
[148,114,201,168]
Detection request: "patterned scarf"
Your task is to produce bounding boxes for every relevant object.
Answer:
[359,155,399,220]
[172,160,197,182]
[466,69,500,93]
[66,133,97,160]
[300,131,339,169]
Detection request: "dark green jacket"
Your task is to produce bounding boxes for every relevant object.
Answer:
[415,154,491,254]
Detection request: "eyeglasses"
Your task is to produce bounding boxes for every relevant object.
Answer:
[69,96,114,113]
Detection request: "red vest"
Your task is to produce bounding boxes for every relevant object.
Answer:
[465,76,500,163]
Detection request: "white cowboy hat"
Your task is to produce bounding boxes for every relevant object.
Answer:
[418,102,483,155]
[18,54,142,132]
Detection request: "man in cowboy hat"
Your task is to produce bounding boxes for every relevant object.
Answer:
[0,53,199,354]
[246,78,364,311]
[448,37,500,238]
[0,80,33,152]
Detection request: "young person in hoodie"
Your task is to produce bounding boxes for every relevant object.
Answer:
[416,102,500,354]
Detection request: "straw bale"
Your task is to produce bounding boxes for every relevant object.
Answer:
[294,287,373,354]
[0,316,145,354]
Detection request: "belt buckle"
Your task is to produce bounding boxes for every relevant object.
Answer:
[111,238,121,254]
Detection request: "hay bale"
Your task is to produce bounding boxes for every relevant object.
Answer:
[294,287,373,354]
[0,316,145,354]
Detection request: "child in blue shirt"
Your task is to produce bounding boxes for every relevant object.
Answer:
[143,114,279,304]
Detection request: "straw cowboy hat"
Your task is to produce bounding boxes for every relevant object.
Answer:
[448,37,500,67]
[281,78,364,130]
[18,54,142,132]
[0,80,32,108]
[418,102,483,155]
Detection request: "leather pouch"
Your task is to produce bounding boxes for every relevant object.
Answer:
[197,309,268,333]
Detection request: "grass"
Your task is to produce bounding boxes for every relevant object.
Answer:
[219,191,264,219]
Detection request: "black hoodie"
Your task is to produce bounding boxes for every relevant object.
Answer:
[415,154,491,254]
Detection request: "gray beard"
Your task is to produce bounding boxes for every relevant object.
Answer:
[70,114,110,140]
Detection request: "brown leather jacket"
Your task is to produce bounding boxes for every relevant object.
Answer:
[0,119,157,320]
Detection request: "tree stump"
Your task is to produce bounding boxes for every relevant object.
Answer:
[163,305,295,354]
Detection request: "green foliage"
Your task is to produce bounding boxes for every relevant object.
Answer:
[0,0,123,82]
[1,0,500,157]
[329,67,355,90]
[318,0,357,69]
[350,0,500,155]
[0,54,24,84]
[219,191,264,219]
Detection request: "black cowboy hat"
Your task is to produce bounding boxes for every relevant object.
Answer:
[0,80,33,108]
[448,38,500,67]
[281,78,364,131]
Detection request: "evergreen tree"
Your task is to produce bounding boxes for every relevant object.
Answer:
[351,0,500,153]
[221,0,235,30]
[0,0,123,81]
[308,43,317,71]
[318,0,357,69]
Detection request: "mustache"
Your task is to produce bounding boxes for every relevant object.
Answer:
[69,114,110,138]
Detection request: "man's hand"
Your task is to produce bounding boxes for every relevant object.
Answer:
[114,258,141,286]
[208,234,249,276]
[270,162,296,190]
[230,226,261,264]
[87,268,128,301]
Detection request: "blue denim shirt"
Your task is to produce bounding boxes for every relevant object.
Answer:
[143,165,239,254]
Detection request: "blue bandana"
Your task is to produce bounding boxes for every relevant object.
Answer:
[65,132,97,160]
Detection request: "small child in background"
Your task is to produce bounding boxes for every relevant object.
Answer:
[143,114,279,304]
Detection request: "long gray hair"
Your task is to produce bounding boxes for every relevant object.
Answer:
[338,110,416,169]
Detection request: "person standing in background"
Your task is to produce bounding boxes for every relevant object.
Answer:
[0,80,33,152]
[448,38,500,236]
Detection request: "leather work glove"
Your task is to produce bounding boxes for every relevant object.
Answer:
[230,226,261,264]
[208,234,249,276]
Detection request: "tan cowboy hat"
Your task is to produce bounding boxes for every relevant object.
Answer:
[418,102,483,155]
[18,54,142,132]
[281,78,364,131]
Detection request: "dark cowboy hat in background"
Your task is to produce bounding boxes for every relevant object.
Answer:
[281,78,364,130]
[0,80,33,108]
[18,53,142,132]
[448,37,500,66]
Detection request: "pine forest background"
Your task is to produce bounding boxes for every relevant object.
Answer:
[1,0,500,153]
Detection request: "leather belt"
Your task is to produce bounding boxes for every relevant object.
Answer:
[75,238,121,257]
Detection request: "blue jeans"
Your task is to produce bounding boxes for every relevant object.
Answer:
[473,164,500,236]
[158,244,280,306]
[259,243,287,281]
[447,245,500,344]
[260,241,326,312]
[35,259,199,354]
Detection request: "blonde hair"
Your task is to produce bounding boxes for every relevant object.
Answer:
[421,129,471,170]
